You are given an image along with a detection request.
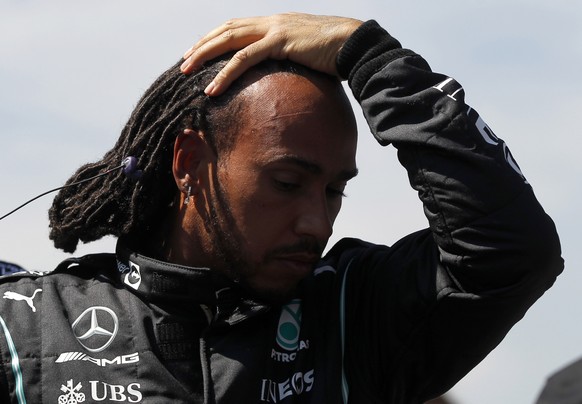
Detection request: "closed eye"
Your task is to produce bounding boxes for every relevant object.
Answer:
[273,179,300,192]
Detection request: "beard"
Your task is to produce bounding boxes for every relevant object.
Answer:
[202,174,250,283]
[201,172,323,303]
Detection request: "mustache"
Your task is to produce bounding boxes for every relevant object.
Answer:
[267,238,324,258]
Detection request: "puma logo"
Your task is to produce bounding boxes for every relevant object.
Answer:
[3,289,42,312]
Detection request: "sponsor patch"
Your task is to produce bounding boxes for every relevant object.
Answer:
[58,379,142,403]
[260,370,315,402]
[71,306,119,353]
[55,352,139,367]
[276,299,302,351]
[2,289,42,312]
[124,261,142,291]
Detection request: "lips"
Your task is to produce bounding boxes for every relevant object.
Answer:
[274,254,320,274]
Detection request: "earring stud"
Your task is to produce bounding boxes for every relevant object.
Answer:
[184,185,192,205]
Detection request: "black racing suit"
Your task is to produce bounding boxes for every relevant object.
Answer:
[0,21,563,403]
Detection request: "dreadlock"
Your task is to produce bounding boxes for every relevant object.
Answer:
[49,55,328,253]
[48,54,238,253]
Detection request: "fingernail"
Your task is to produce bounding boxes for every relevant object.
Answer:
[204,80,216,95]
[180,59,191,72]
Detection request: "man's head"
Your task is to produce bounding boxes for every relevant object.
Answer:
[171,67,358,300]
[49,55,357,300]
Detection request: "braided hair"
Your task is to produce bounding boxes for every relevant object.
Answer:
[48,55,324,253]
[48,55,241,253]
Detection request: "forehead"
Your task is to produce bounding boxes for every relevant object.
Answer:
[241,72,353,120]
[223,72,358,180]
[235,72,357,150]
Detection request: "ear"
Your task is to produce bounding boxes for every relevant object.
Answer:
[172,129,215,197]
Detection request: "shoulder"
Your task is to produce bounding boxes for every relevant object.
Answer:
[0,253,121,399]
[0,253,119,342]
[320,237,374,268]
[0,253,119,294]
[321,230,435,270]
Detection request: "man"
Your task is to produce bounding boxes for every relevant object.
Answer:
[0,13,562,403]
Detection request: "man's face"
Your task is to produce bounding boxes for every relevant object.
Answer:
[194,73,357,301]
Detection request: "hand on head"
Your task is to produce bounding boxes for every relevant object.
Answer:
[181,13,362,96]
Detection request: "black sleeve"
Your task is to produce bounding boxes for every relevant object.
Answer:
[334,21,564,402]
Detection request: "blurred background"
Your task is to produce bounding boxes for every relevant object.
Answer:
[1,1,580,402]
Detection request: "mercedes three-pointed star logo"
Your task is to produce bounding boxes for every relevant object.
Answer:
[71,306,119,353]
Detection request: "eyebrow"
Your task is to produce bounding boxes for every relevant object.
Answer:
[276,155,359,181]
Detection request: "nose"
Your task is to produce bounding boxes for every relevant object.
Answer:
[294,195,334,242]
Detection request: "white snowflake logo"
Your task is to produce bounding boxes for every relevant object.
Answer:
[58,379,85,404]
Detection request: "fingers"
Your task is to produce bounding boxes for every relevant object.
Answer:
[180,18,267,74]
[180,13,362,96]
[180,16,285,96]
[203,39,282,96]
[185,17,258,57]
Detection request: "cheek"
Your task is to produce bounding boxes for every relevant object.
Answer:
[238,194,302,258]
[218,172,283,248]
[240,198,289,237]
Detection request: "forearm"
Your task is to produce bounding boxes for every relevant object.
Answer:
[337,20,563,293]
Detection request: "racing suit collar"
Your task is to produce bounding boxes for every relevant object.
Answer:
[115,239,240,306]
